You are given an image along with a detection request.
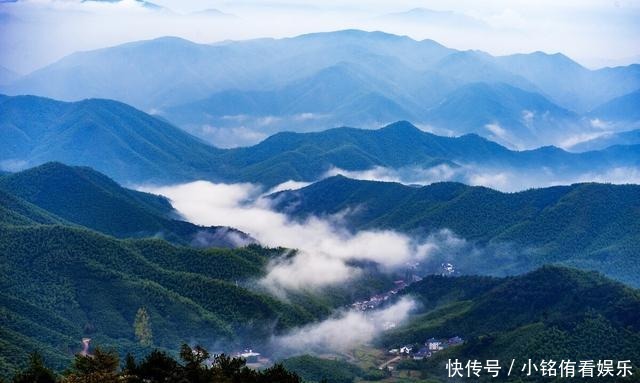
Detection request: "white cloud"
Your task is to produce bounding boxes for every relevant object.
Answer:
[267,180,312,194]
[324,164,640,192]
[141,181,439,291]
[272,297,417,352]
[589,118,611,130]
[0,159,28,172]
[485,122,508,140]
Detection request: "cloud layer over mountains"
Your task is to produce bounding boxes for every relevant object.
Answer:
[143,181,452,292]
[325,164,640,192]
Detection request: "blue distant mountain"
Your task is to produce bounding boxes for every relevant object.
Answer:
[570,129,640,152]
[424,82,581,148]
[0,65,18,86]
[1,94,638,187]
[588,88,640,121]
[0,94,221,182]
[5,30,639,148]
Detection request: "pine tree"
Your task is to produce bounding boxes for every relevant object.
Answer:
[11,352,56,383]
[133,307,153,347]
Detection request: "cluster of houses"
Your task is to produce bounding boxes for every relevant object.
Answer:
[388,336,464,361]
[351,280,408,311]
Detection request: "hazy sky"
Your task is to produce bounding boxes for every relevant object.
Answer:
[0,0,639,73]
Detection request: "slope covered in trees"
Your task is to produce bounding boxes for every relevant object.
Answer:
[0,162,250,248]
[0,95,221,183]
[0,224,329,377]
[382,266,640,381]
[271,176,640,286]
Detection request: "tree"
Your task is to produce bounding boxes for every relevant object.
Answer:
[11,352,56,383]
[180,344,212,383]
[133,307,153,347]
[61,348,119,383]
[137,350,179,382]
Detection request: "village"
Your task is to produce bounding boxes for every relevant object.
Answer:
[227,263,462,375]
[381,336,464,370]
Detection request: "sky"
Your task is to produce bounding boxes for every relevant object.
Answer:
[0,0,639,74]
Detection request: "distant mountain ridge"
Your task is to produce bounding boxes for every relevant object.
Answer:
[1,95,639,188]
[3,30,639,148]
[0,94,221,182]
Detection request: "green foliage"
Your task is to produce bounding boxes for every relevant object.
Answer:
[62,348,120,383]
[0,189,65,226]
[0,224,325,377]
[10,353,56,383]
[9,345,302,383]
[382,266,640,380]
[0,162,249,248]
[280,355,363,383]
[273,176,640,286]
[133,308,153,347]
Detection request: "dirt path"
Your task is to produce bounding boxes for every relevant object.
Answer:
[378,355,402,370]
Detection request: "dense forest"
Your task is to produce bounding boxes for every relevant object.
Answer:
[381,266,640,381]
[0,223,331,377]
[0,174,395,378]
[272,176,640,286]
[0,162,251,248]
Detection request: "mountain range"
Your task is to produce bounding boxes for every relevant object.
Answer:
[0,162,250,247]
[270,176,640,286]
[2,94,639,188]
[3,30,639,148]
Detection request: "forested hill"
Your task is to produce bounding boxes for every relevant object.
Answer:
[216,120,640,187]
[0,188,65,226]
[2,94,639,187]
[0,95,221,183]
[0,162,251,248]
[0,224,329,378]
[271,176,640,286]
[383,266,640,381]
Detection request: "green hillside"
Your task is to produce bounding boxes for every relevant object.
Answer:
[271,176,640,286]
[382,266,640,381]
[280,355,365,383]
[0,162,251,248]
[2,94,638,188]
[0,188,65,226]
[0,95,221,183]
[0,224,328,377]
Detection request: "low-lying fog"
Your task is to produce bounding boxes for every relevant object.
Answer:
[143,181,443,292]
[141,166,637,352]
[325,164,640,192]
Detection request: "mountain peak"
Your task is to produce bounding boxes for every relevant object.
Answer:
[297,29,413,42]
[380,120,422,133]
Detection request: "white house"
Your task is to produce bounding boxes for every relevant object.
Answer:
[399,345,413,355]
[426,338,443,351]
